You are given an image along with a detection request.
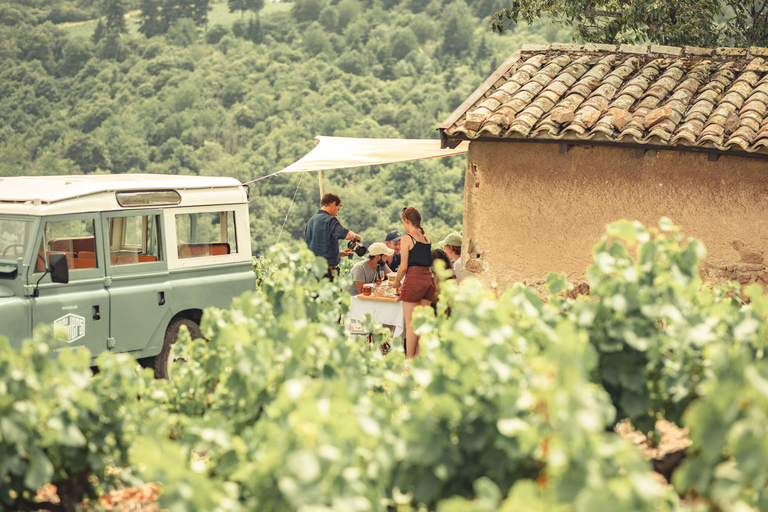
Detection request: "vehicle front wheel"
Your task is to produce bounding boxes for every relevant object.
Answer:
[152,318,203,380]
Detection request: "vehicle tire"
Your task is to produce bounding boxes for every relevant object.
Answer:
[153,318,203,380]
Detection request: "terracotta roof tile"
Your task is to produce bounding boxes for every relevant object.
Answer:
[441,44,768,155]
[740,112,763,129]
[743,98,768,115]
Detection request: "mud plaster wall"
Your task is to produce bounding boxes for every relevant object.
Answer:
[462,141,768,295]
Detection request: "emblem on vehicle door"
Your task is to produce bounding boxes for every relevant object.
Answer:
[54,314,86,343]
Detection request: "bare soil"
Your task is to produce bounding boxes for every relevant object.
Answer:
[36,483,159,512]
[615,418,692,481]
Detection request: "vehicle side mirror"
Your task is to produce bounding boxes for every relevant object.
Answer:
[48,253,69,284]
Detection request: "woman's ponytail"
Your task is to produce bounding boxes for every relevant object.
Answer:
[402,207,425,235]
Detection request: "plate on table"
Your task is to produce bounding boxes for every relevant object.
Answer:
[358,294,399,302]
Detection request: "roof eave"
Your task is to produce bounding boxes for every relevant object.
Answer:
[439,133,768,160]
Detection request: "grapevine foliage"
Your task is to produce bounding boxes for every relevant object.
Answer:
[562,220,768,435]
[0,331,151,512]
[1,222,767,512]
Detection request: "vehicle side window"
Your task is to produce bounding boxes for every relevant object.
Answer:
[108,215,162,265]
[35,219,97,272]
[0,218,33,259]
[175,211,237,259]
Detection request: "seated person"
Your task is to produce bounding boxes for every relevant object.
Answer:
[431,248,455,280]
[439,233,462,284]
[348,242,393,296]
[431,248,456,313]
[384,230,403,272]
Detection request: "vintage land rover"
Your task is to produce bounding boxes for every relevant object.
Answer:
[0,174,256,378]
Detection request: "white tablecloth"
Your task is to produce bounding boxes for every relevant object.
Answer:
[348,296,404,339]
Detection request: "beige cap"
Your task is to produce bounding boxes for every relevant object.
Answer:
[439,233,462,247]
[368,242,395,256]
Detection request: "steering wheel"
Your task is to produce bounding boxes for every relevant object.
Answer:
[2,244,24,257]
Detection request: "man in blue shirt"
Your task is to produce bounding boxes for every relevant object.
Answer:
[305,193,361,280]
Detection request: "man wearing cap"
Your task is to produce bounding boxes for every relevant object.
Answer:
[384,230,402,272]
[439,233,462,285]
[348,242,394,295]
[305,193,361,280]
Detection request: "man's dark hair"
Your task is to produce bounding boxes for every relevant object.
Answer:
[446,244,461,254]
[321,193,341,207]
[431,249,454,275]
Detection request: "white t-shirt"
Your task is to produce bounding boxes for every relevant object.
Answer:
[348,260,391,295]
[453,257,461,285]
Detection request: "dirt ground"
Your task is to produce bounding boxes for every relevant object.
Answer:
[36,483,159,512]
[615,418,692,481]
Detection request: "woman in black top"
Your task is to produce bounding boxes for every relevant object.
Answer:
[393,207,436,358]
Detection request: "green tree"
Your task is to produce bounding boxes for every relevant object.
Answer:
[303,21,333,56]
[16,24,61,73]
[247,16,262,43]
[292,0,326,23]
[206,23,229,44]
[93,0,128,59]
[335,0,361,31]
[64,133,111,173]
[138,0,165,37]
[318,4,337,32]
[158,0,209,28]
[390,26,418,60]
[407,0,431,14]
[441,0,475,57]
[103,0,127,35]
[60,38,93,76]
[191,0,211,26]
[490,0,768,47]
[91,18,105,44]
[166,17,197,46]
[228,0,263,19]
[160,0,185,31]
[409,13,437,43]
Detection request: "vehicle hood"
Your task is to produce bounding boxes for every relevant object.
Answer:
[0,285,14,298]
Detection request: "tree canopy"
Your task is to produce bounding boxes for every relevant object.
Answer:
[491,0,768,47]
[0,0,576,255]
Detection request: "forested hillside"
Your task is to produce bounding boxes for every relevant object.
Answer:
[0,0,571,253]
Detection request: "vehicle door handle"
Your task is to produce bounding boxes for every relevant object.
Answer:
[158,291,165,306]
[93,305,100,320]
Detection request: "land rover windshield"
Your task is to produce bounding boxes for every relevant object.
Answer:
[0,216,34,261]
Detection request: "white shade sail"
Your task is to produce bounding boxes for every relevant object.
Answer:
[246,136,468,183]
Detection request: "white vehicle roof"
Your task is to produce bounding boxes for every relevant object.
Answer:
[0,174,248,215]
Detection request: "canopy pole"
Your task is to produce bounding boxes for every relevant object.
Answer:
[318,170,324,199]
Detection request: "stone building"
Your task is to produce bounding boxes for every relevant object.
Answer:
[439,44,768,295]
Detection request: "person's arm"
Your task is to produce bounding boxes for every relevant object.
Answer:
[339,230,360,257]
[393,237,411,289]
[349,264,365,294]
[329,217,359,243]
[329,217,358,255]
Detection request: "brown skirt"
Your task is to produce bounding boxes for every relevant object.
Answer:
[398,266,436,303]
